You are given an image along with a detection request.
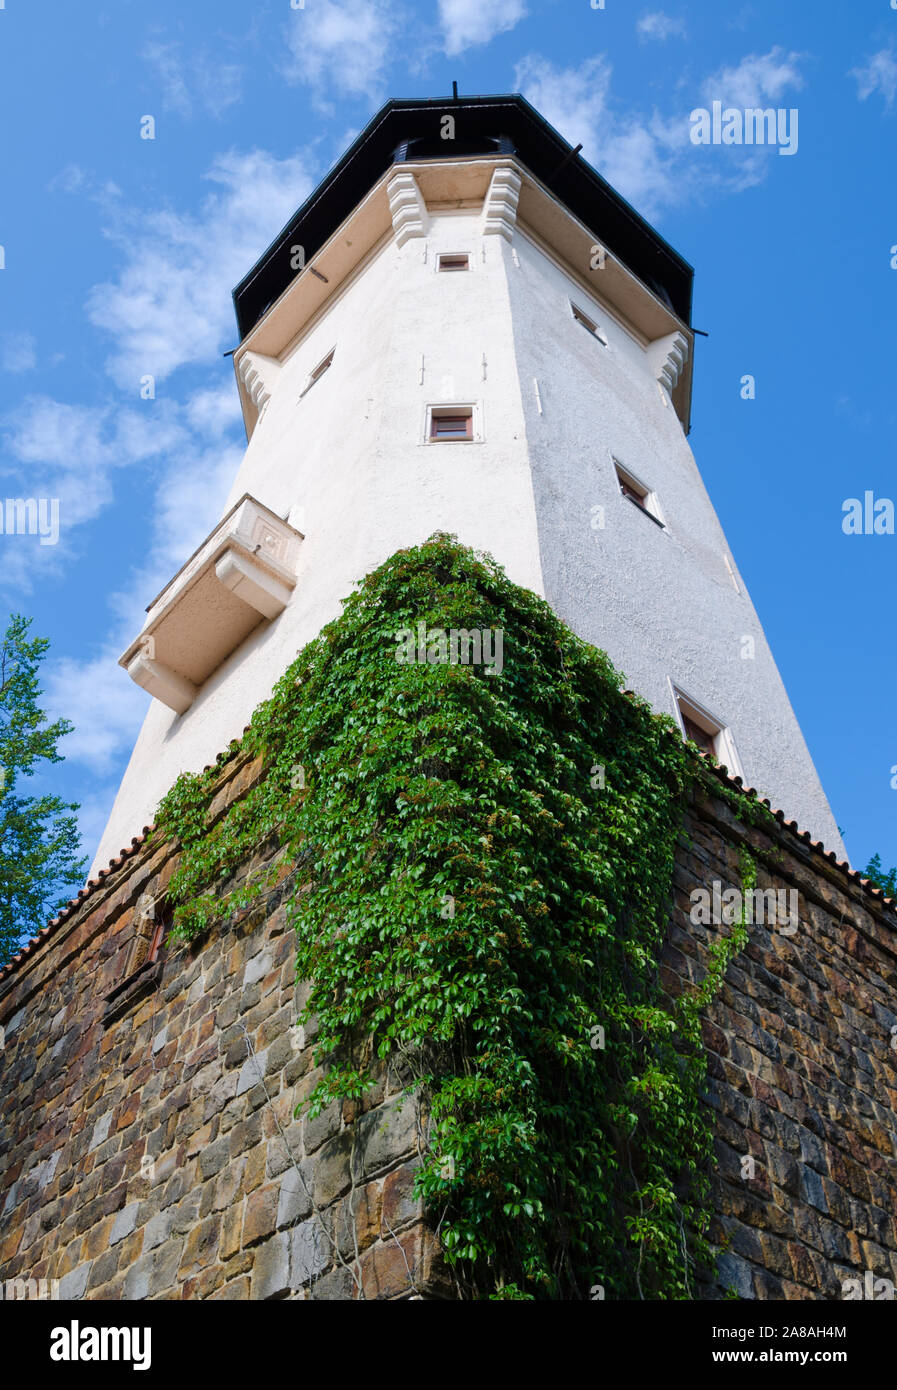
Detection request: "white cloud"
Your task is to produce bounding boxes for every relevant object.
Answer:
[0,388,235,608]
[70,781,129,873]
[85,149,312,389]
[5,397,185,473]
[283,0,402,105]
[5,398,113,470]
[701,47,805,109]
[0,395,190,581]
[850,49,897,109]
[47,650,150,777]
[439,0,526,56]
[515,54,613,161]
[514,48,806,218]
[185,382,244,438]
[0,539,59,596]
[143,41,192,117]
[111,438,241,631]
[143,40,244,119]
[637,11,686,41]
[1,333,37,373]
[515,55,682,215]
[49,164,88,195]
[43,417,241,784]
[601,118,686,213]
[12,143,305,742]
[0,389,235,578]
[15,144,310,865]
[32,393,245,864]
[48,164,121,205]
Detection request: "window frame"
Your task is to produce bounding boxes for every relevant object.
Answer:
[570,300,609,347]
[101,901,168,1026]
[670,682,743,780]
[436,252,471,273]
[299,346,336,398]
[613,459,665,528]
[424,402,482,444]
[431,413,473,441]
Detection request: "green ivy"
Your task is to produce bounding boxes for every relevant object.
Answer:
[154,533,754,1300]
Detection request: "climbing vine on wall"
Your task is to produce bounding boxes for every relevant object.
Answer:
[155,533,753,1300]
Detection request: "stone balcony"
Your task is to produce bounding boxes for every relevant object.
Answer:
[119,494,303,713]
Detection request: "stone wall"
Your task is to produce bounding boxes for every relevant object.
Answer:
[672,784,897,1300]
[0,753,445,1302]
[1,754,896,1301]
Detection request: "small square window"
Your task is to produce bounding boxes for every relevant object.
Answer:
[571,303,608,345]
[300,348,335,397]
[102,898,168,1026]
[614,462,664,527]
[673,687,741,778]
[681,713,716,757]
[438,254,470,272]
[429,407,474,441]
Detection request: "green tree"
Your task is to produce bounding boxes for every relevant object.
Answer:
[861,853,897,899]
[0,614,87,966]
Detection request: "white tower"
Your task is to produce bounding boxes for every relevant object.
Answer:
[93,95,844,873]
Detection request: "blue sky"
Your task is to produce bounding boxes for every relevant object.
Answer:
[0,0,894,879]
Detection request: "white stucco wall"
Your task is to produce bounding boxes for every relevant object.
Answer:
[93,176,844,874]
[93,207,544,872]
[502,226,843,854]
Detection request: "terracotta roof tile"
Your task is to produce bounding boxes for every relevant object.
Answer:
[0,730,889,983]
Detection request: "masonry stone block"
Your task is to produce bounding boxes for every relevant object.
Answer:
[3,772,896,1302]
[290,1217,329,1288]
[276,1167,313,1230]
[356,1094,419,1178]
[58,1261,92,1301]
[235,1048,268,1097]
[109,1202,140,1246]
[199,1135,231,1182]
[250,1232,291,1300]
[143,1207,175,1252]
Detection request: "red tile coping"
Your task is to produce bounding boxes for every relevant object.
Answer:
[0,724,890,985]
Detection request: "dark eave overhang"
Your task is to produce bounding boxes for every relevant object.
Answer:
[232,93,693,342]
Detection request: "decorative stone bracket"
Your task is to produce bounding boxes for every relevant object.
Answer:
[387,170,429,247]
[126,643,196,715]
[647,330,689,398]
[237,351,281,417]
[481,165,522,241]
[119,495,304,714]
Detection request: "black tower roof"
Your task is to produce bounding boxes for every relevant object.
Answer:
[232,93,693,342]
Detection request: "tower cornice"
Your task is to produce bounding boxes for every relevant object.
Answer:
[233,154,694,435]
[231,94,694,341]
